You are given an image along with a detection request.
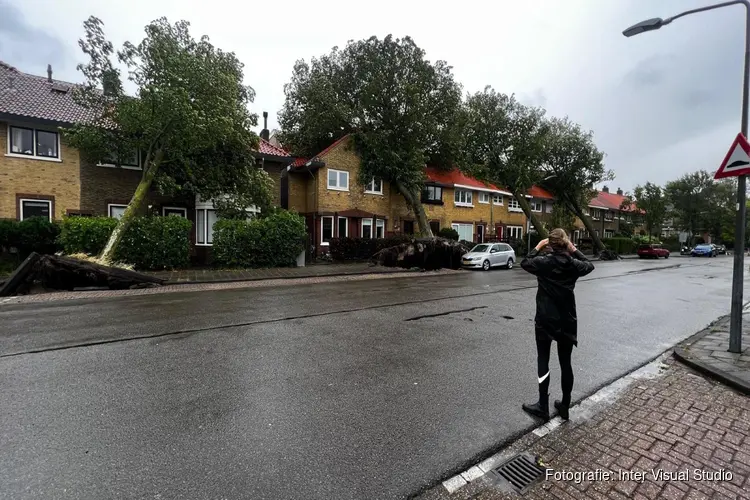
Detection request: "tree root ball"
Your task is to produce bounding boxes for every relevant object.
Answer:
[371,237,471,270]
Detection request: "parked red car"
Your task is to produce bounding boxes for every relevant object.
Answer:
[637,244,670,259]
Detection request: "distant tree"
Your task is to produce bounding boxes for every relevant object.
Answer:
[621,182,666,242]
[457,87,550,238]
[278,35,463,237]
[664,170,714,246]
[548,203,577,232]
[540,117,611,253]
[65,16,271,262]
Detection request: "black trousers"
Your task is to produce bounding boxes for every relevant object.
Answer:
[535,327,574,406]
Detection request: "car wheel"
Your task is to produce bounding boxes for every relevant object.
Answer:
[665,254,669,259]
[506,258,514,270]
[482,260,491,271]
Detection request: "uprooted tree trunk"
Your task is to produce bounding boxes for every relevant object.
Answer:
[561,196,605,254]
[513,190,548,239]
[395,181,433,237]
[99,149,164,262]
[372,237,470,270]
[0,253,165,296]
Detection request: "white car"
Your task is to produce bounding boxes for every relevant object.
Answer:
[462,243,516,271]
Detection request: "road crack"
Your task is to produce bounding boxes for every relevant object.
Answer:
[404,306,487,321]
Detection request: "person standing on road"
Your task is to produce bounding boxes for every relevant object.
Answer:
[519,228,594,421]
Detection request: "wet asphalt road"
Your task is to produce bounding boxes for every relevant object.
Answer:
[0,256,745,499]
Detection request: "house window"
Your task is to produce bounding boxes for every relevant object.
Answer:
[163,207,187,218]
[376,219,385,238]
[422,185,443,204]
[362,218,373,239]
[20,198,52,221]
[604,229,615,238]
[108,204,128,219]
[546,202,553,213]
[478,192,491,204]
[100,147,141,170]
[403,220,415,235]
[508,198,521,211]
[583,207,590,216]
[605,211,614,221]
[530,201,542,212]
[492,194,503,205]
[451,223,474,242]
[429,221,440,234]
[337,216,348,238]
[8,126,59,160]
[507,225,523,240]
[321,216,334,245]
[327,169,349,191]
[196,208,219,245]
[365,178,383,194]
[592,210,600,220]
[454,189,473,207]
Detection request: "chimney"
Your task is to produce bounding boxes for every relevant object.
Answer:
[602,185,609,193]
[260,111,270,141]
[616,187,623,196]
[47,64,52,83]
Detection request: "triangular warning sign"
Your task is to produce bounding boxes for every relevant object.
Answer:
[715,133,750,179]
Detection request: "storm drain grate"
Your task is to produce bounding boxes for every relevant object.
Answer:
[489,453,546,493]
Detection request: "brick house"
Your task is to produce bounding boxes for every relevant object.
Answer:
[0,60,293,263]
[282,135,531,255]
[569,186,644,243]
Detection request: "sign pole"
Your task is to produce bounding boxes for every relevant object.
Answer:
[729,8,750,354]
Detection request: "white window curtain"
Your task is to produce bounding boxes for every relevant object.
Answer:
[452,223,473,242]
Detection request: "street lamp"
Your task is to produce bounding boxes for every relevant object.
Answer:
[624,0,750,354]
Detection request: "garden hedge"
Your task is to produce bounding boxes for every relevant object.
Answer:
[329,235,412,261]
[59,216,118,255]
[212,210,307,268]
[0,216,61,258]
[602,237,638,254]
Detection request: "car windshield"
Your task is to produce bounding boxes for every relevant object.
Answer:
[471,244,490,253]
[638,245,652,250]
[696,245,711,249]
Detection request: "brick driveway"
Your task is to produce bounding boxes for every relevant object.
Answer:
[418,359,750,499]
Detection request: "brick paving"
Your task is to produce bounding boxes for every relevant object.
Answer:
[675,314,750,393]
[417,359,750,500]
[0,268,459,306]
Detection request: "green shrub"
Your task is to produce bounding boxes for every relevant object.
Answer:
[329,235,412,261]
[59,216,118,255]
[115,216,192,270]
[0,217,61,258]
[602,237,637,254]
[212,210,307,268]
[438,227,459,241]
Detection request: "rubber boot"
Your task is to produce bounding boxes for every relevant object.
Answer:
[554,400,569,420]
[522,395,550,421]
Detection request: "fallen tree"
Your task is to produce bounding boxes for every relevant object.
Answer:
[371,238,470,270]
[0,253,165,296]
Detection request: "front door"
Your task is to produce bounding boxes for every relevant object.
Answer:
[403,220,415,235]
[477,225,485,243]
[429,221,440,235]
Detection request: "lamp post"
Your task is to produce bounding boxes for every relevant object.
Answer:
[623,0,750,353]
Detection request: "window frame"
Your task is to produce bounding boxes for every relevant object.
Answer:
[362,218,373,239]
[478,192,491,204]
[454,189,473,207]
[337,216,348,238]
[506,225,523,240]
[321,215,334,246]
[604,211,614,221]
[546,202,553,213]
[507,197,522,212]
[422,185,443,204]
[7,125,61,162]
[451,223,474,242]
[327,169,350,191]
[108,203,128,219]
[492,194,503,206]
[375,219,385,239]
[195,208,219,246]
[162,206,187,218]
[98,147,142,170]
[365,178,383,195]
[19,198,52,221]
[530,200,543,212]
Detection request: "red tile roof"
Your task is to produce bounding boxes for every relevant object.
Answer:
[528,185,554,199]
[0,60,98,124]
[257,138,290,157]
[425,167,512,195]
[590,191,637,212]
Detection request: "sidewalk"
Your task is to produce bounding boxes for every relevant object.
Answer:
[417,358,750,500]
[146,262,410,284]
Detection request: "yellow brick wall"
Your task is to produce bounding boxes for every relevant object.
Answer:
[287,172,308,214]
[0,121,81,220]
[316,138,392,217]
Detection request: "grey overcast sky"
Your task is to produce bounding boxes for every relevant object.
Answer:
[0,0,746,192]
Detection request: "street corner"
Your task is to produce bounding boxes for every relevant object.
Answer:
[415,358,750,500]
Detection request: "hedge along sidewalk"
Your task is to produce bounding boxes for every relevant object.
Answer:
[0,268,461,306]
[146,262,416,284]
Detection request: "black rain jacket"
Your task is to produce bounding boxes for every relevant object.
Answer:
[520,248,595,346]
